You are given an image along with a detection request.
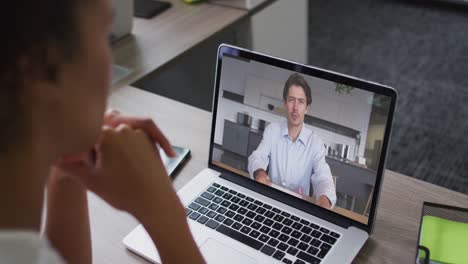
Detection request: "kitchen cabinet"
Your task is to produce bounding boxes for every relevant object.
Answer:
[222,120,250,156]
[326,157,375,186]
[220,150,248,172]
[222,119,266,160]
[325,156,376,214]
[247,130,263,158]
[223,86,245,98]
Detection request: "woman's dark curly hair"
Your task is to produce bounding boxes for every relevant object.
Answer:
[0,0,88,152]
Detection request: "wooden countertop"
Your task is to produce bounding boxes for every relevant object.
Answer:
[212,160,369,224]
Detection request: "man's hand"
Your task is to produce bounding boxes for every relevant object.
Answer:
[317,195,331,209]
[254,170,272,186]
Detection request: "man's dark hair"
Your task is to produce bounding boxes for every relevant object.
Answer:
[283,73,312,106]
[0,0,87,152]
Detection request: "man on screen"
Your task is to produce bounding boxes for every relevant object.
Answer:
[248,73,336,209]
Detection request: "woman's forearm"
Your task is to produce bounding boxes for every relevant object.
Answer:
[45,169,92,264]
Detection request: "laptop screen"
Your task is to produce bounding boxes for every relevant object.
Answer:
[210,47,396,226]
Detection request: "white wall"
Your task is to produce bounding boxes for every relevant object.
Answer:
[214,96,358,159]
[220,55,247,96]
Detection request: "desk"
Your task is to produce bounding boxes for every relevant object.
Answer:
[111,0,273,89]
[91,1,274,262]
[111,0,242,89]
[88,85,468,263]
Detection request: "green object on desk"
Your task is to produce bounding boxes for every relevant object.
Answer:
[183,0,203,3]
[419,215,468,264]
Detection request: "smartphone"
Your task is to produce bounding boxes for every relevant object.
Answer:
[159,146,191,176]
[134,0,172,19]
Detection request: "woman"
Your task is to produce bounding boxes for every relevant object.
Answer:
[0,0,204,263]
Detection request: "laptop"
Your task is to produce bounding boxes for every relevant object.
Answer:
[123,44,398,264]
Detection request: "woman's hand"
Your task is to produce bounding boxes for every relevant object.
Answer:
[54,110,204,263]
[103,109,176,157]
[56,111,179,220]
[58,109,175,166]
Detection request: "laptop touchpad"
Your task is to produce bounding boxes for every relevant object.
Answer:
[199,238,257,264]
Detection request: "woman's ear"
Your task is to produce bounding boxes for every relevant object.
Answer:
[18,47,64,107]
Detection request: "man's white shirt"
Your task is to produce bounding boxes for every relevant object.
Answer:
[248,121,337,207]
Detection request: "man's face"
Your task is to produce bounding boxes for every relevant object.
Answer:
[284,85,309,127]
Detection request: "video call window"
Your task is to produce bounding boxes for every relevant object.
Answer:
[211,55,392,224]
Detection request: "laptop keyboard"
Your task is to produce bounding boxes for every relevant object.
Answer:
[185,183,341,264]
